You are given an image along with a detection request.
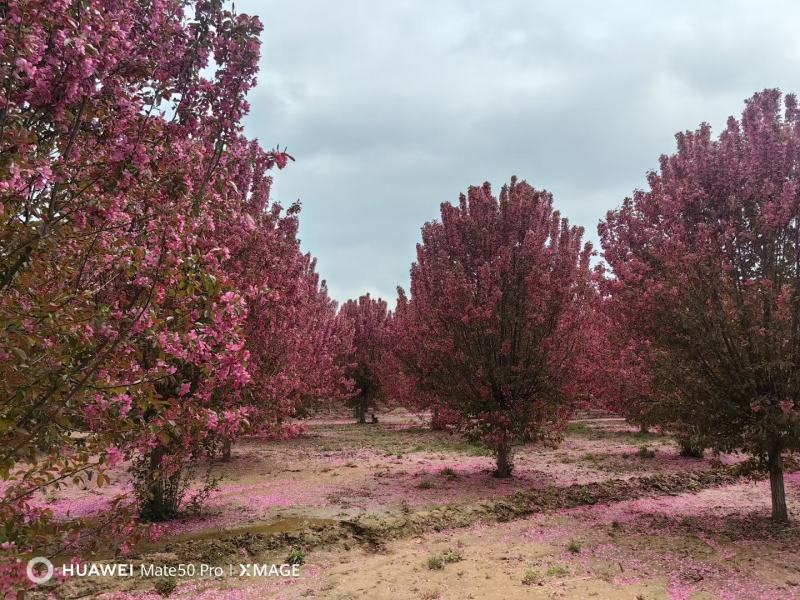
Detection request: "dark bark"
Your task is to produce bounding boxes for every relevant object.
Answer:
[221,438,233,462]
[355,403,367,424]
[355,394,369,424]
[140,446,170,522]
[494,443,513,478]
[768,445,788,523]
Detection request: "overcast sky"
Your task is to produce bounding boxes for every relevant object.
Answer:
[238,0,800,304]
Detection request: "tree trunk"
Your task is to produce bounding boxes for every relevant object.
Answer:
[140,446,168,522]
[639,422,649,435]
[356,400,367,424]
[221,438,232,462]
[430,406,444,430]
[494,443,513,478]
[355,394,370,424]
[768,446,788,523]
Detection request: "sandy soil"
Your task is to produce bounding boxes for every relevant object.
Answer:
[32,411,799,600]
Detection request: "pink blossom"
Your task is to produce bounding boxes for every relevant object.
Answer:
[105,447,124,468]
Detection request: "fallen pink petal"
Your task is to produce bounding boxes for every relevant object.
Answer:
[2,2,799,599]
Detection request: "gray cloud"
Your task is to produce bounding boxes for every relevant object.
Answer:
[238,0,800,303]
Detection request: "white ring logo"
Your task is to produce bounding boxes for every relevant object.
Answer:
[26,556,54,584]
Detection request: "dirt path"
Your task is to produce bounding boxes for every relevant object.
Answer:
[64,471,800,600]
[158,467,745,564]
[34,415,800,599]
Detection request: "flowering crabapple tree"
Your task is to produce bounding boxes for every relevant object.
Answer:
[582,280,706,455]
[395,178,593,477]
[376,308,459,430]
[339,294,390,423]
[0,0,290,580]
[600,90,800,522]
[209,140,351,458]
[375,310,455,429]
[242,252,354,431]
[581,281,660,431]
[129,137,295,521]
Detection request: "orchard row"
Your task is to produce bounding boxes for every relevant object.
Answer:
[1,0,798,592]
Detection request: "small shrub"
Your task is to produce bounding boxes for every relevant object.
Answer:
[287,546,305,565]
[427,555,444,570]
[547,564,569,577]
[521,568,541,586]
[679,445,704,458]
[440,467,459,480]
[678,436,705,458]
[183,474,221,516]
[567,540,581,554]
[442,548,463,563]
[637,446,656,459]
[416,477,435,490]
[154,577,177,597]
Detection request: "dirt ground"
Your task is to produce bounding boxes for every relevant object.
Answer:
[38,411,800,599]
